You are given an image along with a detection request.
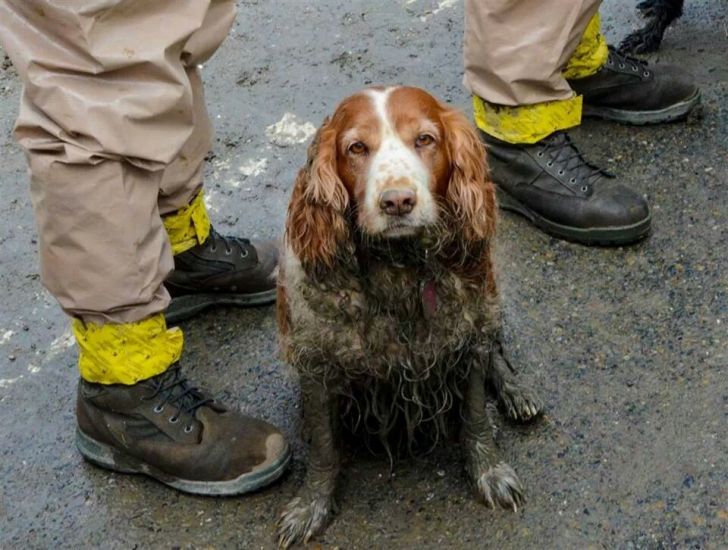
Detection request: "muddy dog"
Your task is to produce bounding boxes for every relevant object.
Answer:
[620,0,685,53]
[276,86,543,547]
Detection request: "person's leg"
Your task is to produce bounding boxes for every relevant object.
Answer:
[155,5,278,323]
[464,1,698,245]
[465,0,603,142]
[0,0,289,493]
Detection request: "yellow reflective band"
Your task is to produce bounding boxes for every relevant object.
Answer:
[563,13,608,80]
[73,313,183,385]
[163,191,211,255]
[473,94,583,145]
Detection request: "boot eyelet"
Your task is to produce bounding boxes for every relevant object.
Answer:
[184,425,193,433]
[569,177,577,184]
[643,71,650,77]
[241,249,249,258]
[546,161,553,167]
[153,404,164,413]
[224,248,232,256]
[169,416,179,424]
[619,63,625,69]
[581,186,589,192]
[210,245,217,253]
[632,66,638,72]
[557,169,565,176]
[537,152,544,158]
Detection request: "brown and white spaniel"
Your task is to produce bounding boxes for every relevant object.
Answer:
[276,86,542,547]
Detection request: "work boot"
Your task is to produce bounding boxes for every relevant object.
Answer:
[569,46,700,124]
[76,365,291,495]
[482,131,651,245]
[165,227,278,323]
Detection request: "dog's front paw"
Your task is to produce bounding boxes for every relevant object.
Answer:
[619,30,654,54]
[277,493,334,549]
[499,383,543,422]
[475,462,525,512]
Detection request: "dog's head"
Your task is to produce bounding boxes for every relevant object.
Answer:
[286,86,496,273]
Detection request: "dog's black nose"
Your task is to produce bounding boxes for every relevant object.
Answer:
[379,188,417,216]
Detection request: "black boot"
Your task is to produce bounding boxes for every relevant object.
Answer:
[482,131,651,245]
[165,228,278,323]
[569,46,700,124]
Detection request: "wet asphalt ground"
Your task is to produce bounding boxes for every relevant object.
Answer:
[0,1,726,548]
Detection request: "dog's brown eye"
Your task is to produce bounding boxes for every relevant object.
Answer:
[415,134,435,148]
[348,141,367,155]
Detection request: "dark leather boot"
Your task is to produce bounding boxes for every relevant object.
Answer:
[76,365,291,495]
[569,46,700,124]
[165,228,278,323]
[482,131,651,245]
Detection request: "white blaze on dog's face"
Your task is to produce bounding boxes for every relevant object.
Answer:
[333,86,452,237]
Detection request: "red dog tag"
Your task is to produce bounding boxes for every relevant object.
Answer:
[421,279,438,318]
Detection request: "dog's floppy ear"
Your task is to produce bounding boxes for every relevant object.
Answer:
[286,117,351,274]
[440,106,497,244]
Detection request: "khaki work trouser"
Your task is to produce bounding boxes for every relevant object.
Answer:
[464,0,606,143]
[0,0,234,326]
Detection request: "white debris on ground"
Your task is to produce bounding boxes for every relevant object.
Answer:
[265,113,316,147]
[203,188,221,214]
[411,0,460,21]
[0,329,14,345]
[45,330,73,362]
[0,375,23,389]
[238,157,269,179]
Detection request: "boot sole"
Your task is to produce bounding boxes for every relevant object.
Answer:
[165,288,277,325]
[582,90,701,125]
[496,188,651,246]
[76,427,291,496]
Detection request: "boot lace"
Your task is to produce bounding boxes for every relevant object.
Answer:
[537,132,612,193]
[606,46,651,78]
[206,227,252,258]
[144,365,213,430]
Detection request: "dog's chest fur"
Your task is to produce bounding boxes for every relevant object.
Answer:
[285,252,499,380]
[284,250,499,450]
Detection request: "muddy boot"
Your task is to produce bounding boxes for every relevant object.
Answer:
[165,228,278,323]
[482,131,651,245]
[569,46,700,124]
[75,365,291,495]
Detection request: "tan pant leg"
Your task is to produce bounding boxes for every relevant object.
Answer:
[159,1,235,215]
[463,0,602,106]
[0,0,234,324]
[157,68,210,216]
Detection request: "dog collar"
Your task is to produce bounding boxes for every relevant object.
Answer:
[421,279,438,318]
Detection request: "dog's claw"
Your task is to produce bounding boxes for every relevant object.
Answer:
[499,384,543,422]
[476,462,525,511]
[277,494,333,549]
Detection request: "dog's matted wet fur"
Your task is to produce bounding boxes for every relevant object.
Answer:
[275,86,543,547]
[620,0,685,53]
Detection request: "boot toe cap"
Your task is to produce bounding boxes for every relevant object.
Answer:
[586,183,650,228]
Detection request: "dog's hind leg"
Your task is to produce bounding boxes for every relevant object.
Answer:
[277,376,339,549]
[462,362,525,511]
[486,340,543,422]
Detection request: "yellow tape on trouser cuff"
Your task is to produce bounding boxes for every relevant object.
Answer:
[163,191,211,255]
[473,13,604,145]
[563,13,609,80]
[473,95,583,145]
[73,314,184,385]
